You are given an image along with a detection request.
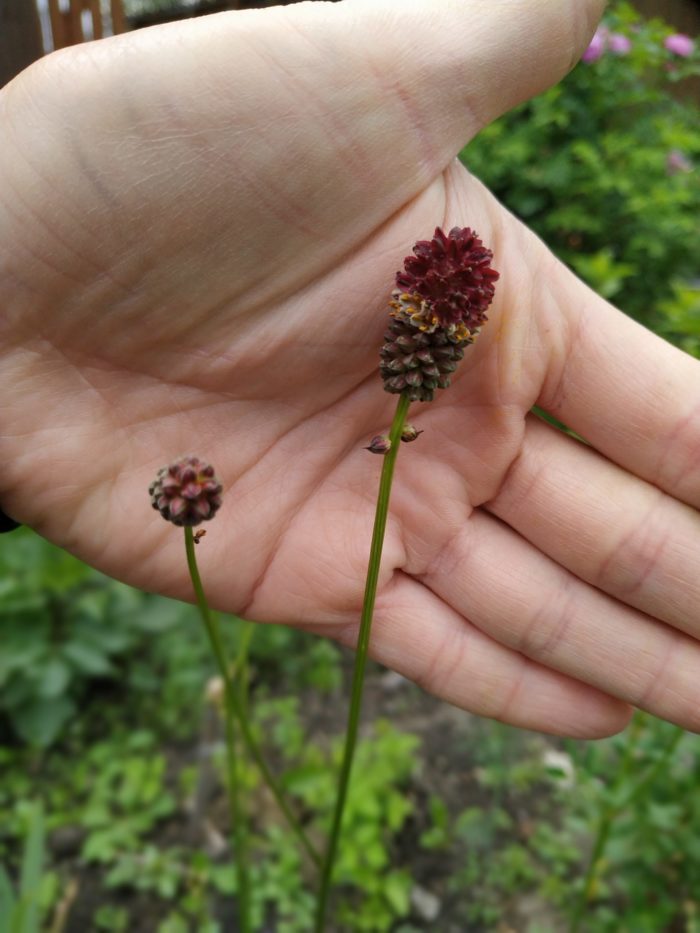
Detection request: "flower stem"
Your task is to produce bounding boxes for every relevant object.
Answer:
[314,392,411,931]
[185,526,251,933]
[184,530,321,868]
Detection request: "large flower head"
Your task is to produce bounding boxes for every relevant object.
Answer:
[395,226,499,331]
[149,455,222,527]
[380,227,499,402]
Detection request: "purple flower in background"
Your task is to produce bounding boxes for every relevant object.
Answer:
[664,34,694,57]
[608,33,632,55]
[666,149,693,175]
[582,27,608,63]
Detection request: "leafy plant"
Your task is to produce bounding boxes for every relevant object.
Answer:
[655,280,700,358]
[462,1,700,333]
[0,689,423,932]
[0,529,194,746]
[561,715,698,932]
[0,802,50,933]
[0,527,341,748]
[80,733,177,865]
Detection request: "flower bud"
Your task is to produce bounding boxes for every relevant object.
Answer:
[400,424,423,443]
[149,455,223,527]
[365,435,392,455]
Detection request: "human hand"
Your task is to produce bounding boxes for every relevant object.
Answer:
[2,0,699,738]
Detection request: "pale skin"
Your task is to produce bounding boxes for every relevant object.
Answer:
[2,0,700,738]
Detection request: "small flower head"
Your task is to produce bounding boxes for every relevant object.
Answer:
[365,435,392,455]
[665,33,694,57]
[149,455,223,527]
[400,424,423,443]
[395,226,499,331]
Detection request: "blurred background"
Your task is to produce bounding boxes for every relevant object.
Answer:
[1,0,342,85]
[1,1,699,931]
[4,0,699,81]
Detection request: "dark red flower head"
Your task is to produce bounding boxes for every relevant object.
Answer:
[149,455,223,527]
[395,226,499,330]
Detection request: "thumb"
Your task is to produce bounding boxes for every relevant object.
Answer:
[337,0,605,169]
[243,0,606,246]
[257,0,606,255]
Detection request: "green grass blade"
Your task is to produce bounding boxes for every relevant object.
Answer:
[17,802,45,933]
[0,865,17,933]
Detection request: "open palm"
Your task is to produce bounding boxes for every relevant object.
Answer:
[3,0,700,737]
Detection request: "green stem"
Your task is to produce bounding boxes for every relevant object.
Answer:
[234,619,256,720]
[314,393,411,932]
[185,526,251,933]
[185,532,320,868]
[570,809,613,933]
[569,717,644,933]
[237,658,320,865]
[622,726,683,809]
[569,718,685,933]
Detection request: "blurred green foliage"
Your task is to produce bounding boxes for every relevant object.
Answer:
[563,716,695,931]
[0,528,193,746]
[0,803,50,933]
[0,529,341,747]
[462,1,700,345]
[656,279,700,358]
[414,716,700,931]
[0,708,418,931]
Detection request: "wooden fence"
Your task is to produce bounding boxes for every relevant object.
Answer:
[47,0,127,49]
